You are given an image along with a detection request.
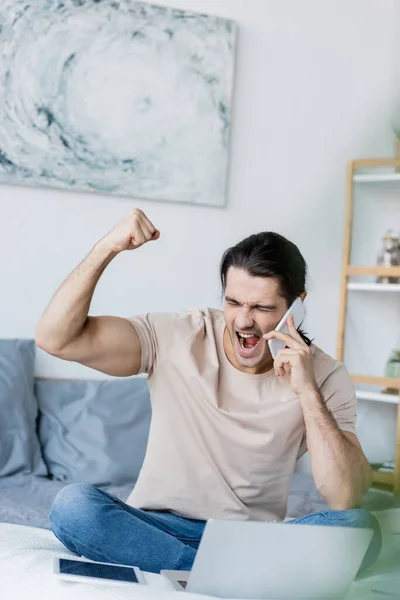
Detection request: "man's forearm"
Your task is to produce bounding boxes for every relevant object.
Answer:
[36,241,117,353]
[299,389,372,510]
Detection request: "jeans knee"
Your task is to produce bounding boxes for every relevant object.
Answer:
[49,483,98,534]
[341,508,380,533]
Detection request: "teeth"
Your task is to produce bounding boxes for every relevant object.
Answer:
[238,333,258,338]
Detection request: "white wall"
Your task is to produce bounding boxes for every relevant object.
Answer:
[1,0,399,465]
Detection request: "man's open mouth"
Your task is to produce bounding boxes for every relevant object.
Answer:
[235,332,262,358]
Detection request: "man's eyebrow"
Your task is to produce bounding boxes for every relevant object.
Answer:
[224,296,277,310]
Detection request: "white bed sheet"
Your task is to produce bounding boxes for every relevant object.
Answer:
[0,510,399,600]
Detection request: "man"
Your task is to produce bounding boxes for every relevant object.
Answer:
[36,208,381,574]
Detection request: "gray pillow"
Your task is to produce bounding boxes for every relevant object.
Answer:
[0,339,47,477]
[36,377,151,486]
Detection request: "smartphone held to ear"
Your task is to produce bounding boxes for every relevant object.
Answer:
[267,297,306,359]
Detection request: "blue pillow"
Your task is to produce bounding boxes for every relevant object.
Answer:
[0,339,47,477]
[36,377,151,486]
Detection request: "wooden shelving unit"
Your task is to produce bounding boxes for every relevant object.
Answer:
[336,157,400,496]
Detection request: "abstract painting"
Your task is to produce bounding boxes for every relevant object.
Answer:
[0,1,236,207]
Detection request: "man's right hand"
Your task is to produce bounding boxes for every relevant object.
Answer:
[100,209,160,254]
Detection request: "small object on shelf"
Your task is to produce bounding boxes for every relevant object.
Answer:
[384,349,400,394]
[376,230,400,283]
[386,349,400,378]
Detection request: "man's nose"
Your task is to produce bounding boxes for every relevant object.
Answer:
[235,308,254,330]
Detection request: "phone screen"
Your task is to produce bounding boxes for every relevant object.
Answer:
[59,559,139,582]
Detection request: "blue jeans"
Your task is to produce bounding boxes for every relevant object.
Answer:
[49,483,382,574]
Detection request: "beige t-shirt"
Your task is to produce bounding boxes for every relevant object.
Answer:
[126,308,356,522]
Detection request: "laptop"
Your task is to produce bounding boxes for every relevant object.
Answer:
[161,519,373,600]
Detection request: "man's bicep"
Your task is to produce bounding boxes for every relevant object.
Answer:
[78,316,142,377]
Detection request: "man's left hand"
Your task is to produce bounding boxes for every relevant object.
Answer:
[263,315,318,397]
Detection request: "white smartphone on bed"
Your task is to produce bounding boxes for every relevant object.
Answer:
[268,297,306,359]
[53,557,146,587]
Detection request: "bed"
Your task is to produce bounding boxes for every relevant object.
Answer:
[0,506,399,600]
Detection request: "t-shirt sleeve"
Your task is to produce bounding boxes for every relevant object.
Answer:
[297,361,357,459]
[126,313,178,375]
[321,362,357,435]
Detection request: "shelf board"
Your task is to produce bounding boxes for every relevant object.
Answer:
[356,390,399,404]
[347,282,400,292]
[352,158,400,169]
[353,173,400,183]
[351,374,400,390]
[371,469,395,486]
[346,266,400,277]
